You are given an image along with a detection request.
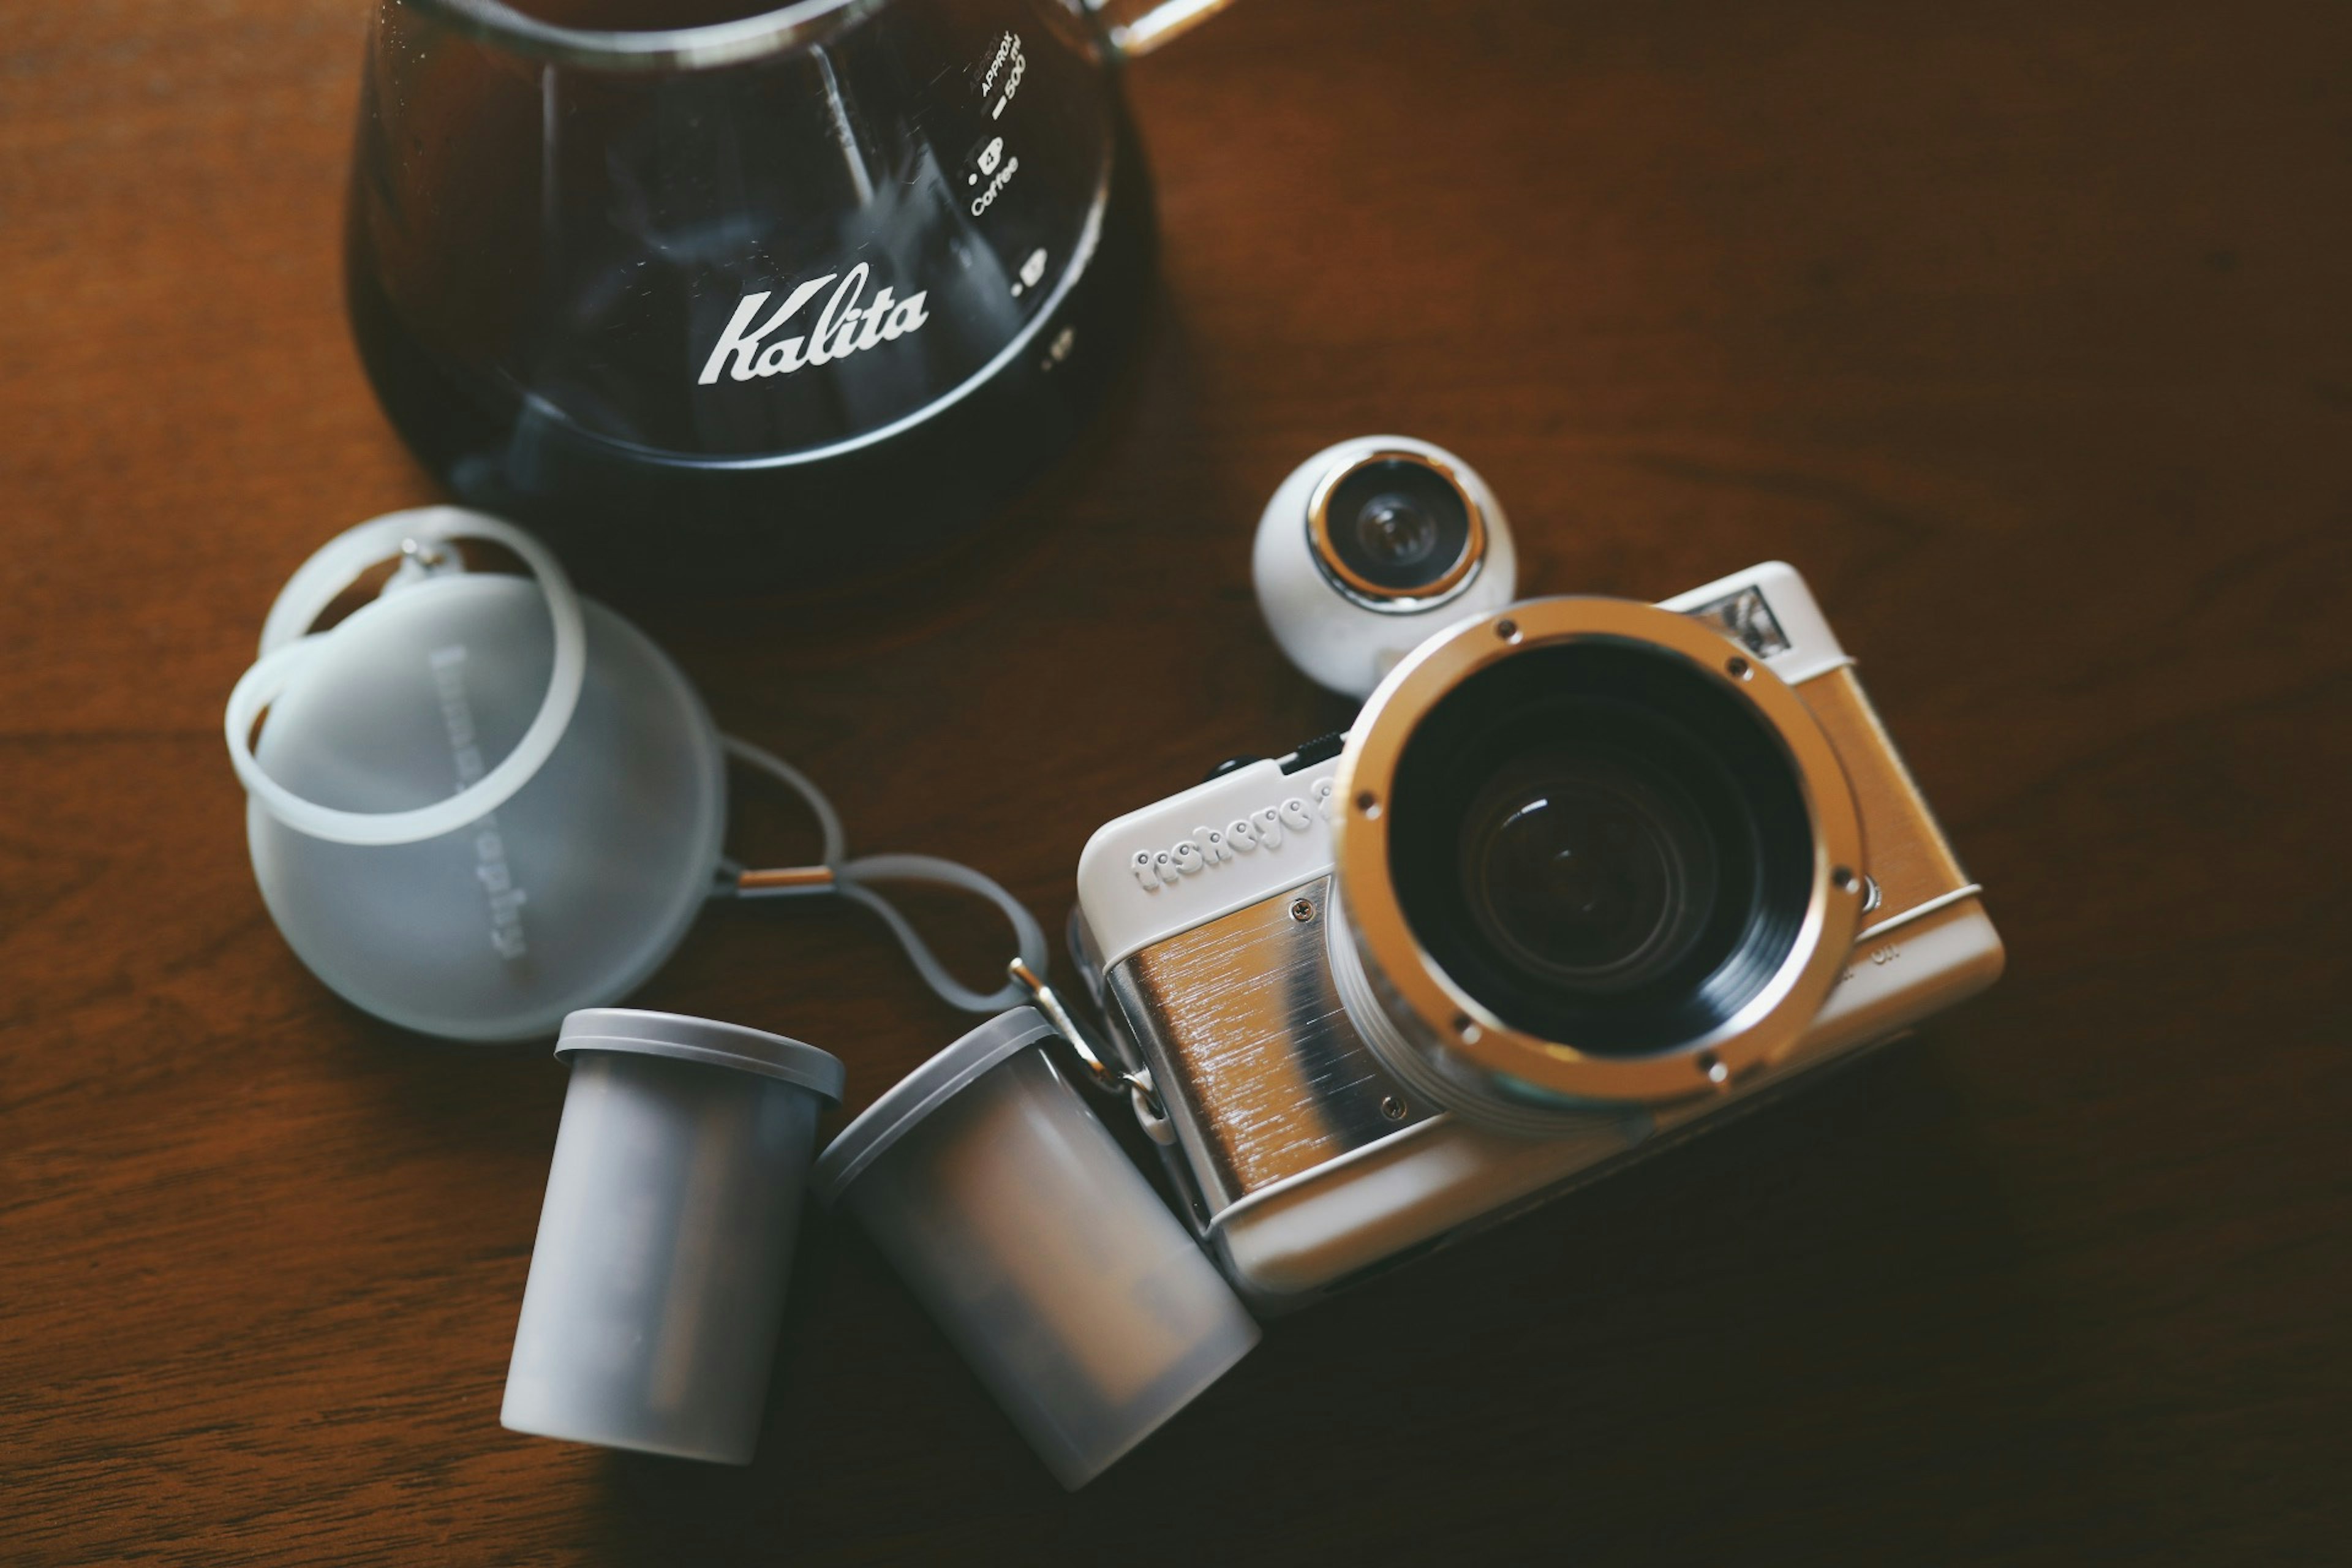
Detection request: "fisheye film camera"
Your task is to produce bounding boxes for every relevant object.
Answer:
[1072,562,2003,1308]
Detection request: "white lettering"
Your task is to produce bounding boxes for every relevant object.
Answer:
[990,40,1024,120]
[856,286,894,352]
[979,32,1012,98]
[884,292,930,339]
[970,154,1020,216]
[826,310,862,358]
[695,267,932,386]
[753,337,806,377]
[1125,783,1344,899]
[428,644,529,960]
[804,265,867,367]
[696,274,836,385]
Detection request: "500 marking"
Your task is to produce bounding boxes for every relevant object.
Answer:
[988,34,1025,119]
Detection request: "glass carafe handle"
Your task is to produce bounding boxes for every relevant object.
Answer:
[1085,0,1239,57]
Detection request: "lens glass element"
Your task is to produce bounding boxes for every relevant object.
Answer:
[1318,458,1475,596]
[1384,641,1816,1056]
[1459,750,1719,993]
[1355,495,1442,571]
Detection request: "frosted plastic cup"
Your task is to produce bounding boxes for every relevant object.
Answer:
[502,1009,845,1464]
[228,509,727,1044]
[813,1008,1260,1489]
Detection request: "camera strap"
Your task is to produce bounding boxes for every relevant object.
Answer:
[228,507,1066,1025]
[715,737,1050,1015]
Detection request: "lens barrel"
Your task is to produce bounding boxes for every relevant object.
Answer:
[1389,639,1814,1058]
[1330,598,1868,1123]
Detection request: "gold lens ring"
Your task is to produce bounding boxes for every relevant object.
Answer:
[1306,449,1487,609]
[1330,597,1868,1106]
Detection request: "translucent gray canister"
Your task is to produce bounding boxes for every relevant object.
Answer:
[502,1009,845,1464]
[814,1008,1259,1489]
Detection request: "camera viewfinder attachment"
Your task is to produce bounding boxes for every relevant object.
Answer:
[1253,435,1520,699]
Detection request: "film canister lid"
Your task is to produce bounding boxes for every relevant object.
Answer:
[557,1008,846,1104]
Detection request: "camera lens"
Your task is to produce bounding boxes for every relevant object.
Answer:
[1458,751,1719,993]
[1354,494,1442,572]
[1384,641,1816,1056]
[1316,457,1476,597]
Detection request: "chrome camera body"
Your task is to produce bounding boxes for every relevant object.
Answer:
[1072,562,2004,1310]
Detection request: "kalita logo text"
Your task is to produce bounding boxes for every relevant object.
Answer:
[697,262,931,385]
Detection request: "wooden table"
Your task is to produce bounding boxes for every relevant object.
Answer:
[4,1,2346,1560]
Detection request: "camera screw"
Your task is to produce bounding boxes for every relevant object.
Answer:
[1496,618,1521,643]
[1697,1049,1730,1087]
[1380,1095,1408,1121]
[1290,898,1316,923]
[1726,655,1752,679]
[1832,866,1858,891]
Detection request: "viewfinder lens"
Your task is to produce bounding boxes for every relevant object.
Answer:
[1317,457,1475,597]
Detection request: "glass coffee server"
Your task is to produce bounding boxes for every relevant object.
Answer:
[346,0,1233,587]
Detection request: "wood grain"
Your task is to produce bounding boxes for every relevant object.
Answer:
[3,1,2348,1561]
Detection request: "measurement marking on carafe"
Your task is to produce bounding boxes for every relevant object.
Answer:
[1011,247,1048,298]
[991,36,1025,120]
[979,32,1013,96]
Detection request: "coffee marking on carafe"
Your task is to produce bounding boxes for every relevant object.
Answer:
[971,147,1020,216]
[427,646,529,961]
[696,265,932,386]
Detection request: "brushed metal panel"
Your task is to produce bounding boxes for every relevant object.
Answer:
[1106,875,1427,1212]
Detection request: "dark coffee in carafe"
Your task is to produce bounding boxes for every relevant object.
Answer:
[346,0,1154,589]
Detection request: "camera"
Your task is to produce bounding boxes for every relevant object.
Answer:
[1072,562,2003,1309]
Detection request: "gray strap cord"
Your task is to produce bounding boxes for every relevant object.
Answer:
[714,739,1164,1128]
[714,737,1049,1014]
